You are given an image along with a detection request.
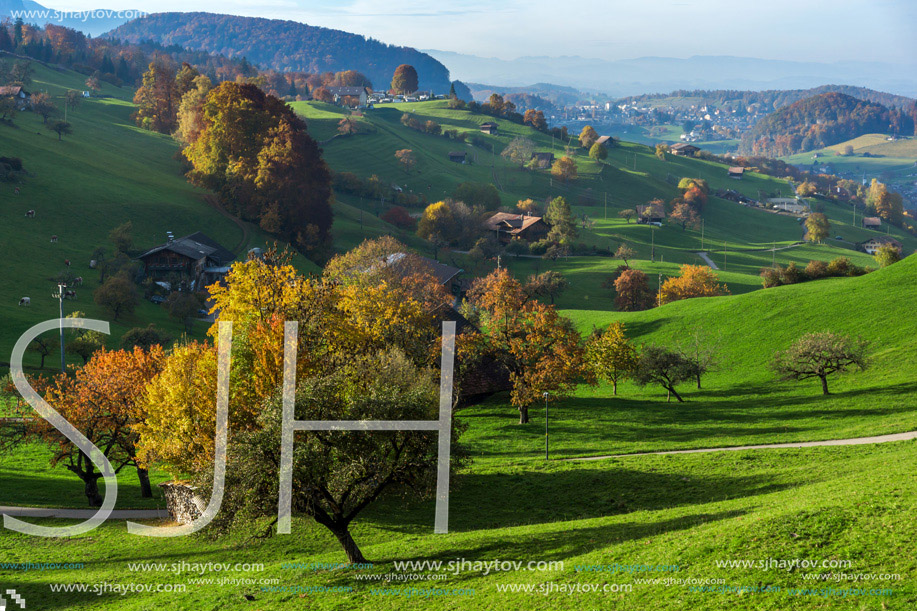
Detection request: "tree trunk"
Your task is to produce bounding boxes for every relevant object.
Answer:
[137,467,153,498]
[667,386,685,403]
[612,380,617,396]
[518,406,530,424]
[83,475,104,507]
[820,375,830,395]
[696,374,702,389]
[331,525,368,564]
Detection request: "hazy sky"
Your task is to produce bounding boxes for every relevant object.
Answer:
[51,0,916,64]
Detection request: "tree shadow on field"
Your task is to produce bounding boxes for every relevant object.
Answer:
[360,509,749,578]
[366,465,789,536]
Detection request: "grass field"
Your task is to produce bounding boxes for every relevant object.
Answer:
[1,256,916,609]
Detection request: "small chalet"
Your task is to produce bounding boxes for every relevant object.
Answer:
[728,166,745,179]
[483,212,550,244]
[138,232,235,290]
[530,152,555,169]
[0,86,31,110]
[859,236,902,255]
[862,217,882,229]
[479,122,498,135]
[636,204,666,224]
[669,143,700,157]
[595,135,615,148]
[326,86,370,107]
[448,151,467,163]
[381,252,464,295]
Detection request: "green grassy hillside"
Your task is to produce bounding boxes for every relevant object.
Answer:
[3,256,916,609]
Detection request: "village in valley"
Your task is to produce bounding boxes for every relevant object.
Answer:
[0,3,916,610]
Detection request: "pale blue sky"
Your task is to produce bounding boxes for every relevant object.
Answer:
[53,0,916,64]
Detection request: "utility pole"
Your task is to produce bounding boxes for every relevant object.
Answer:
[772,241,776,267]
[724,240,727,270]
[701,218,705,251]
[544,392,550,460]
[651,228,655,262]
[56,283,66,372]
[604,192,607,220]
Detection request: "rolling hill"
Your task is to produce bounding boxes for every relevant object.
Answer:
[741,92,916,156]
[106,13,467,97]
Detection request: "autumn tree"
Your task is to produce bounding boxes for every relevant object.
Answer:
[772,332,868,395]
[805,212,830,243]
[615,243,635,266]
[502,137,535,167]
[614,269,654,311]
[395,148,417,173]
[523,109,548,130]
[874,244,901,267]
[85,72,101,93]
[670,201,700,230]
[140,248,461,562]
[49,120,71,141]
[467,269,588,423]
[589,142,608,162]
[121,324,171,350]
[517,198,539,215]
[66,311,106,364]
[133,61,178,133]
[182,82,333,253]
[525,271,569,304]
[391,64,419,94]
[658,265,729,305]
[417,199,477,247]
[175,74,212,144]
[796,181,817,197]
[633,345,695,402]
[551,155,578,182]
[655,143,669,159]
[586,322,639,395]
[94,273,139,320]
[21,347,165,505]
[31,92,57,123]
[579,125,599,149]
[618,209,636,224]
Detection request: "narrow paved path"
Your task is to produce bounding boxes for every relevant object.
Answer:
[0,506,168,519]
[696,251,719,269]
[569,430,917,461]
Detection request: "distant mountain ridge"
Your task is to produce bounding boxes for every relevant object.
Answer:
[621,85,915,111]
[107,12,465,96]
[426,50,917,98]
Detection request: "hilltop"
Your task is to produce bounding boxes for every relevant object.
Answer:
[741,92,915,156]
[106,12,467,97]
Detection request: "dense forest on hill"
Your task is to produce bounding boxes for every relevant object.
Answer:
[107,13,466,97]
[620,84,916,112]
[740,92,917,156]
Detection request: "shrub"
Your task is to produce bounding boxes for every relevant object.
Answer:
[780,261,803,284]
[805,259,828,279]
[380,206,417,230]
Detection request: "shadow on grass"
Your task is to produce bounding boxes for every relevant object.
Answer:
[365,464,789,538]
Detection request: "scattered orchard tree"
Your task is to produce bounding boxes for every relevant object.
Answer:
[805,213,830,243]
[551,156,578,183]
[94,273,139,320]
[615,243,635,266]
[874,244,901,268]
[525,271,569,304]
[772,332,868,395]
[614,269,654,311]
[632,345,695,402]
[586,322,639,395]
[579,125,599,149]
[395,148,417,173]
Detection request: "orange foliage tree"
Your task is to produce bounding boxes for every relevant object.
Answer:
[25,347,164,506]
[658,265,730,306]
[466,269,589,423]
